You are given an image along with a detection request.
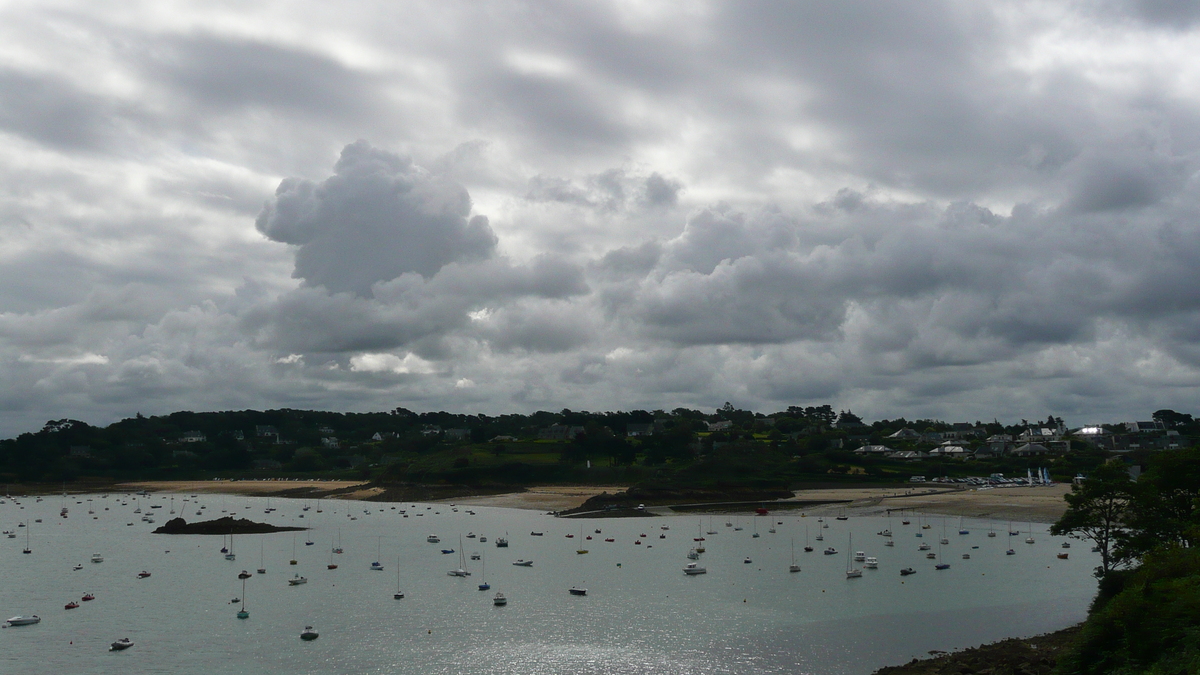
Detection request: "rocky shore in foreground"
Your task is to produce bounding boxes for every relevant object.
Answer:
[872,624,1080,675]
[152,516,306,535]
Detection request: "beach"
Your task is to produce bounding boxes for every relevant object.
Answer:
[115,481,1070,521]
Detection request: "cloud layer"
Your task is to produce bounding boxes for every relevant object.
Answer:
[1,1,1199,435]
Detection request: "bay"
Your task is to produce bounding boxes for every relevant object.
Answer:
[0,493,1096,674]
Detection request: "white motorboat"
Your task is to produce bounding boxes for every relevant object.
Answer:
[683,562,707,575]
[90,553,103,563]
[918,543,931,551]
[853,551,866,562]
[300,626,319,641]
[493,592,507,606]
[109,638,134,651]
[512,559,533,567]
[864,556,878,569]
[288,574,308,585]
[5,615,40,626]
[687,548,700,560]
[426,535,440,543]
[495,537,508,547]
[370,562,384,571]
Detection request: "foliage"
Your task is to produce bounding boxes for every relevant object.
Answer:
[1056,546,1200,675]
[1050,460,1132,577]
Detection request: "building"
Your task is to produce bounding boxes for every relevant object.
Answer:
[321,437,340,449]
[538,425,585,441]
[706,420,733,432]
[887,428,922,440]
[853,444,894,455]
[256,425,279,437]
[625,423,654,437]
[180,431,206,443]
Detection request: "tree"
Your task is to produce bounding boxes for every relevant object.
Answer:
[1051,461,1132,577]
[1121,446,1200,558]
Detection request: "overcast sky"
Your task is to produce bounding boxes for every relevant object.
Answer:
[2,0,1199,435]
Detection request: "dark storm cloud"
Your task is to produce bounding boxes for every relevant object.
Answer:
[257,141,498,297]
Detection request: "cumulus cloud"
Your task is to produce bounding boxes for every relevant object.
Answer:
[2,1,1200,435]
[257,141,497,297]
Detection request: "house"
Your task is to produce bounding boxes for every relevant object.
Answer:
[538,425,585,441]
[706,420,733,432]
[986,434,1014,455]
[256,425,279,437]
[490,435,517,442]
[230,430,244,441]
[1126,421,1166,433]
[625,423,654,437]
[928,445,968,457]
[853,444,894,455]
[445,428,471,441]
[180,431,206,443]
[318,426,335,435]
[887,428,922,440]
[887,450,928,460]
[321,437,340,449]
[420,425,442,437]
[372,432,399,442]
[1012,443,1050,456]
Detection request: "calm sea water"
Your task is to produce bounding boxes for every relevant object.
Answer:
[0,492,1096,675]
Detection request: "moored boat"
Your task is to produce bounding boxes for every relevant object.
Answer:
[683,562,707,575]
[300,626,319,640]
[110,637,134,650]
[4,615,40,626]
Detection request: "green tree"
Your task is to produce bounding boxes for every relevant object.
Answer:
[1050,461,1131,577]
[1121,446,1200,559]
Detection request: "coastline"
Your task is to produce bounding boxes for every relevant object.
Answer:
[110,480,1070,521]
[871,623,1081,675]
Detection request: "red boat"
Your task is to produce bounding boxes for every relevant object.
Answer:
[755,508,769,515]
[64,601,79,610]
[81,593,95,601]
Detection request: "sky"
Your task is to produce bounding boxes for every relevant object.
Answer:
[2,0,1200,436]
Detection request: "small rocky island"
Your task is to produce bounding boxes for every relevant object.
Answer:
[153,516,306,535]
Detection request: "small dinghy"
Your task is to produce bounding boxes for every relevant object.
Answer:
[300,626,319,641]
[110,638,134,651]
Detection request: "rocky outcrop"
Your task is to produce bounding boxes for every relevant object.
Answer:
[152,516,305,535]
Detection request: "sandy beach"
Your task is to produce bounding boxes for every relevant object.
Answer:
[114,480,1069,521]
[787,484,1072,523]
[118,479,371,497]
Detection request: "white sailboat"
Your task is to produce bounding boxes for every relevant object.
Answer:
[448,536,470,576]
[371,536,384,570]
[394,556,404,599]
[845,534,862,578]
[477,553,489,590]
[789,539,801,572]
[257,538,266,574]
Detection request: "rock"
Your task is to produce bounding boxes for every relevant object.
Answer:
[153,516,305,535]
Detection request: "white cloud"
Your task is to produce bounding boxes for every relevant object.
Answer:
[0,1,1199,434]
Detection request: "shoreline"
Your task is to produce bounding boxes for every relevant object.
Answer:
[104,480,1070,521]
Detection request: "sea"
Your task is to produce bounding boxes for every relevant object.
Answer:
[0,492,1097,675]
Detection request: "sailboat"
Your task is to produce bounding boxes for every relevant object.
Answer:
[803,524,813,552]
[225,533,236,560]
[394,556,404,599]
[290,533,298,565]
[448,536,470,576]
[939,518,949,545]
[845,534,862,578]
[789,540,801,572]
[752,516,760,538]
[477,554,490,590]
[935,542,950,570]
[1025,522,1035,544]
[328,536,338,570]
[22,519,31,554]
[576,524,588,554]
[958,515,969,535]
[237,577,249,619]
[257,540,266,574]
[371,536,384,570]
